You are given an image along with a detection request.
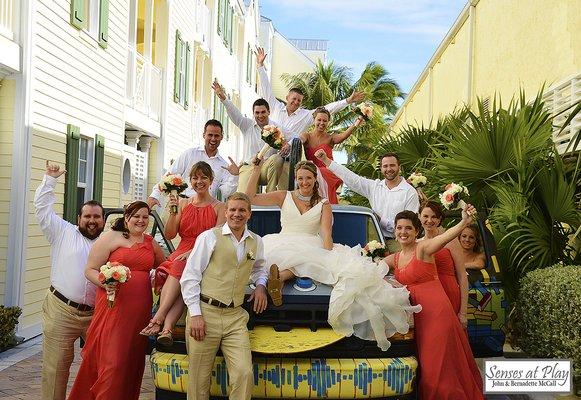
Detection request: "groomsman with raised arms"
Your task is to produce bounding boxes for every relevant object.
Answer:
[147,119,240,209]
[315,150,419,253]
[255,47,365,189]
[34,161,105,400]
[212,79,284,193]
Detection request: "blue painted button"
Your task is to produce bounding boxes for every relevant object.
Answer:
[296,277,313,289]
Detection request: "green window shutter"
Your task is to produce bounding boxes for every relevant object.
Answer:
[98,0,109,48]
[64,124,81,223]
[70,0,85,29]
[184,42,191,109]
[217,0,223,36]
[173,30,182,103]
[224,5,230,48]
[246,44,251,83]
[228,7,233,53]
[93,134,105,203]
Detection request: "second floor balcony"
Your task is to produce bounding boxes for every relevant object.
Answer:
[194,0,211,51]
[126,46,162,123]
[0,0,20,76]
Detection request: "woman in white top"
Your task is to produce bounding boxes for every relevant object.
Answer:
[245,159,420,351]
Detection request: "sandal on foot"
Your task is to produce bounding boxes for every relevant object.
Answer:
[139,319,162,336]
[157,329,173,347]
[267,264,283,306]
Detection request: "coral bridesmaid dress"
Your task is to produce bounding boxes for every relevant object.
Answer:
[394,253,483,400]
[305,144,342,204]
[68,235,156,400]
[434,248,461,314]
[165,202,217,280]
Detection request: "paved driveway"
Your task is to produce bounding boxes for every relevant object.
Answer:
[0,337,155,399]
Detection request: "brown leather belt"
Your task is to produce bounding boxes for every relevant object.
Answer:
[200,294,234,308]
[50,286,94,312]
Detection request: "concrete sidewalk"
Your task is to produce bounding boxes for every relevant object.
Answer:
[0,336,155,399]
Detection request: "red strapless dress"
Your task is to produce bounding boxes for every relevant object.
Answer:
[166,203,217,279]
[68,235,156,400]
[434,248,461,314]
[305,143,342,204]
[395,253,483,400]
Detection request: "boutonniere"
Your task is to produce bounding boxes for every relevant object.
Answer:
[246,251,255,261]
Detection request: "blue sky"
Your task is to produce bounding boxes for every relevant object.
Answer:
[259,0,466,94]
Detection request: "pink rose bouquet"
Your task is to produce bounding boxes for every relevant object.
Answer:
[439,183,470,210]
[257,125,286,160]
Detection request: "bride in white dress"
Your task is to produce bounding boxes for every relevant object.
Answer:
[245,159,421,351]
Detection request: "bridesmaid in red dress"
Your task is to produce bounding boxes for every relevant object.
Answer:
[68,201,165,400]
[301,107,363,204]
[419,201,468,327]
[140,161,225,346]
[385,207,483,400]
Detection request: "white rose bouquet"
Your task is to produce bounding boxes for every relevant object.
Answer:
[257,125,286,160]
[157,173,188,214]
[407,172,427,188]
[439,183,470,210]
[353,102,374,121]
[362,240,387,261]
[98,261,131,308]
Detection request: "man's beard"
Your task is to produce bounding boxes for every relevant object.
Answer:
[79,225,104,240]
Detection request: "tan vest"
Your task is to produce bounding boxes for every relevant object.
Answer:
[200,227,258,307]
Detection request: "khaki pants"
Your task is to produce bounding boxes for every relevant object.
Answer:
[41,290,93,400]
[186,303,253,400]
[237,155,284,193]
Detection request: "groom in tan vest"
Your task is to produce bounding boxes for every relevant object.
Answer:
[180,192,268,399]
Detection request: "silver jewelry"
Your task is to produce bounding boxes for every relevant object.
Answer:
[295,191,312,202]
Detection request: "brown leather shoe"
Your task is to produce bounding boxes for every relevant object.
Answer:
[267,264,283,306]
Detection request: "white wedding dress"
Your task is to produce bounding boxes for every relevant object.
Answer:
[262,192,422,351]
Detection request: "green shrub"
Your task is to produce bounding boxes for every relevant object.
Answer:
[515,265,581,378]
[0,305,22,352]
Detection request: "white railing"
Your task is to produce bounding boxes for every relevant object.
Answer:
[544,74,581,154]
[126,47,162,121]
[0,0,17,41]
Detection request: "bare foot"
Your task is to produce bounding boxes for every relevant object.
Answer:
[139,319,162,336]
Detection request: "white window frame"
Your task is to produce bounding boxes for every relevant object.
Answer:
[78,136,95,204]
[82,0,101,40]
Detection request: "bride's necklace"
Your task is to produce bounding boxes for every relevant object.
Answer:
[295,190,312,202]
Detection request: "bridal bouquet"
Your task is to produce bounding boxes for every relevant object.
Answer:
[407,172,427,188]
[363,240,387,261]
[98,261,131,308]
[257,125,286,160]
[157,173,188,214]
[439,183,470,210]
[353,102,374,121]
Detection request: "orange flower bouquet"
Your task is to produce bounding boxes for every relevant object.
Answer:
[157,173,188,214]
[98,261,131,308]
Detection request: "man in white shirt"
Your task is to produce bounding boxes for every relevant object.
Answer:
[316,150,420,253]
[212,79,283,193]
[180,192,268,400]
[34,161,105,400]
[255,47,365,189]
[147,119,239,209]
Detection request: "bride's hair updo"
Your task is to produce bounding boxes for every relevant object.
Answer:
[294,160,321,208]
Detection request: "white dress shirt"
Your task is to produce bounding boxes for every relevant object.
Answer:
[328,161,420,238]
[180,224,269,316]
[149,146,238,202]
[34,175,97,306]
[258,65,350,140]
[222,99,279,164]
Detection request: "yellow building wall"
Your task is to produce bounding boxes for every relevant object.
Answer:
[431,17,470,119]
[472,0,579,101]
[271,33,314,100]
[392,0,581,132]
[0,78,15,305]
